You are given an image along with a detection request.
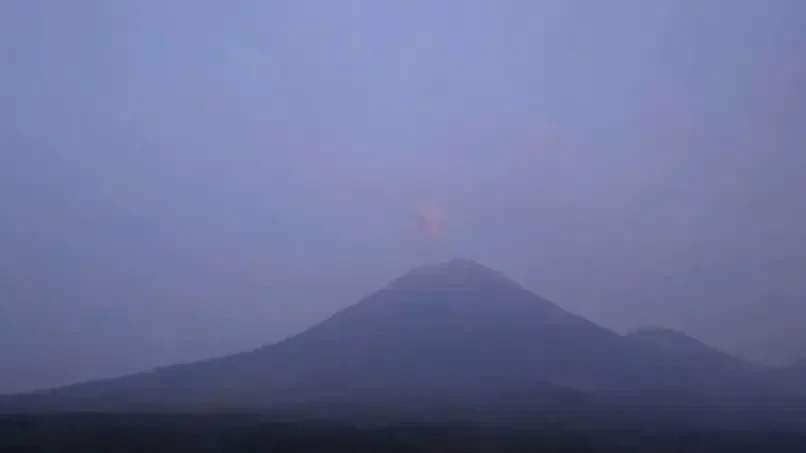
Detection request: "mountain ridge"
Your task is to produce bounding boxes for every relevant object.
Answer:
[2,258,803,417]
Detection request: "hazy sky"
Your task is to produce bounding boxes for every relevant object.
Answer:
[2,1,805,392]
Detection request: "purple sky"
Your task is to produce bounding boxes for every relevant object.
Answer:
[2,1,806,392]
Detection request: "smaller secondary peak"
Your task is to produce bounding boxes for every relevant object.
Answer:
[787,358,806,372]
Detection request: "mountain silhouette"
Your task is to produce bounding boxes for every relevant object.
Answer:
[782,359,806,392]
[2,258,801,416]
[623,327,779,397]
[791,360,806,372]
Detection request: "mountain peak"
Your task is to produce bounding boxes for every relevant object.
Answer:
[418,256,487,271]
[393,257,522,292]
[442,256,483,267]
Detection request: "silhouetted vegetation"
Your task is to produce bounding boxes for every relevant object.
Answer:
[1,413,805,452]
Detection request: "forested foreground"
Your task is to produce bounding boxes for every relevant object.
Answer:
[1,414,805,452]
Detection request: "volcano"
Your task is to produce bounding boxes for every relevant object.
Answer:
[1,258,797,415]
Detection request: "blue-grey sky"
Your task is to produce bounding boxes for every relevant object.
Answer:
[2,1,805,392]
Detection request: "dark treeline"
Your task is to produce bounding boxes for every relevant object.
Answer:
[1,414,805,452]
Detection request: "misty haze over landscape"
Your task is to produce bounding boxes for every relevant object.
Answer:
[3,258,806,450]
[5,256,806,413]
[2,1,806,451]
